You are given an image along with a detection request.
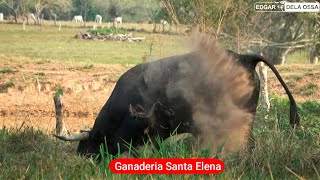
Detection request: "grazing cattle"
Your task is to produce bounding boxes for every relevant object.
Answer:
[0,13,3,21]
[55,33,300,157]
[114,17,122,24]
[95,14,102,24]
[73,15,83,23]
[160,19,168,25]
[30,13,36,21]
[159,19,170,32]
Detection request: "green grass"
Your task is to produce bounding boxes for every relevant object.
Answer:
[0,81,15,93]
[288,74,303,82]
[0,22,310,65]
[0,97,319,179]
[89,27,128,35]
[287,50,309,64]
[299,83,318,96]
[34,72,45,76]
[83,64,94,69]
[0,23,185,65]
[0,68,15,74]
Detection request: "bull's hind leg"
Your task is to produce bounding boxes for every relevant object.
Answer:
[246,71,260,153]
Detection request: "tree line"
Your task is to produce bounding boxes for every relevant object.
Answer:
[0,0,162,23]
[159,0,319,64]
[0,0,319,64]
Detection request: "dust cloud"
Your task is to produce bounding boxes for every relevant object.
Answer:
[185,31,254,154]
[142,30,254,155]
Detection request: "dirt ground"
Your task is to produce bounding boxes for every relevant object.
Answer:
[0,57,133,133]
[1,57,319,133]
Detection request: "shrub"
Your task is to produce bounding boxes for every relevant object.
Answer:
[89,28,128,35]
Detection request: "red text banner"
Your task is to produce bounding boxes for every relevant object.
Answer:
[109,158,224,174]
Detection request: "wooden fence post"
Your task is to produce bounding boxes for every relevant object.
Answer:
[54,89,65,136]
[259,62,270,111]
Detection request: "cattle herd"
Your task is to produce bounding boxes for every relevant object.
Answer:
[0,11,176,25]
[70,14,121,24]
[55,31,300,158]
[0,12,122,24]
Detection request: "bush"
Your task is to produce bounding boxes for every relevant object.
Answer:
[89,28,128,35]
[0,81,15,93]
[0,68,14,74]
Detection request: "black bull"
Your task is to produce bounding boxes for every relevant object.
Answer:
[55,50,300,156]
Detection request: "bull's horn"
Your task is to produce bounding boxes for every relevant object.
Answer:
[53,132,89,141]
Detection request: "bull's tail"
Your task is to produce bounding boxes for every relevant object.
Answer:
[245,54,300,128]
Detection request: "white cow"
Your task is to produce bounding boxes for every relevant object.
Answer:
[114,17,122,24]
[160,19,168,25]
[95,14,102,24]
[30,13,36,20]
[160,19,170,32]
[0,13,3,21]
[73,15,83,22]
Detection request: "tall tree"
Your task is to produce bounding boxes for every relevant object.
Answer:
[79,0,91,26]
[159,0,318,64]
[20,0,31,22]
[1,0,21,22]
[72,0,92,26]
[108,0,119,28]
[31,0,50,24]
[258,13,311,64]
[43,0,73,22]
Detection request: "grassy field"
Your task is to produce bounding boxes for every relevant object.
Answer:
[0,21,186,64]
[1,98,319,179]
[0,22,319,179]
[0,21,310,65]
